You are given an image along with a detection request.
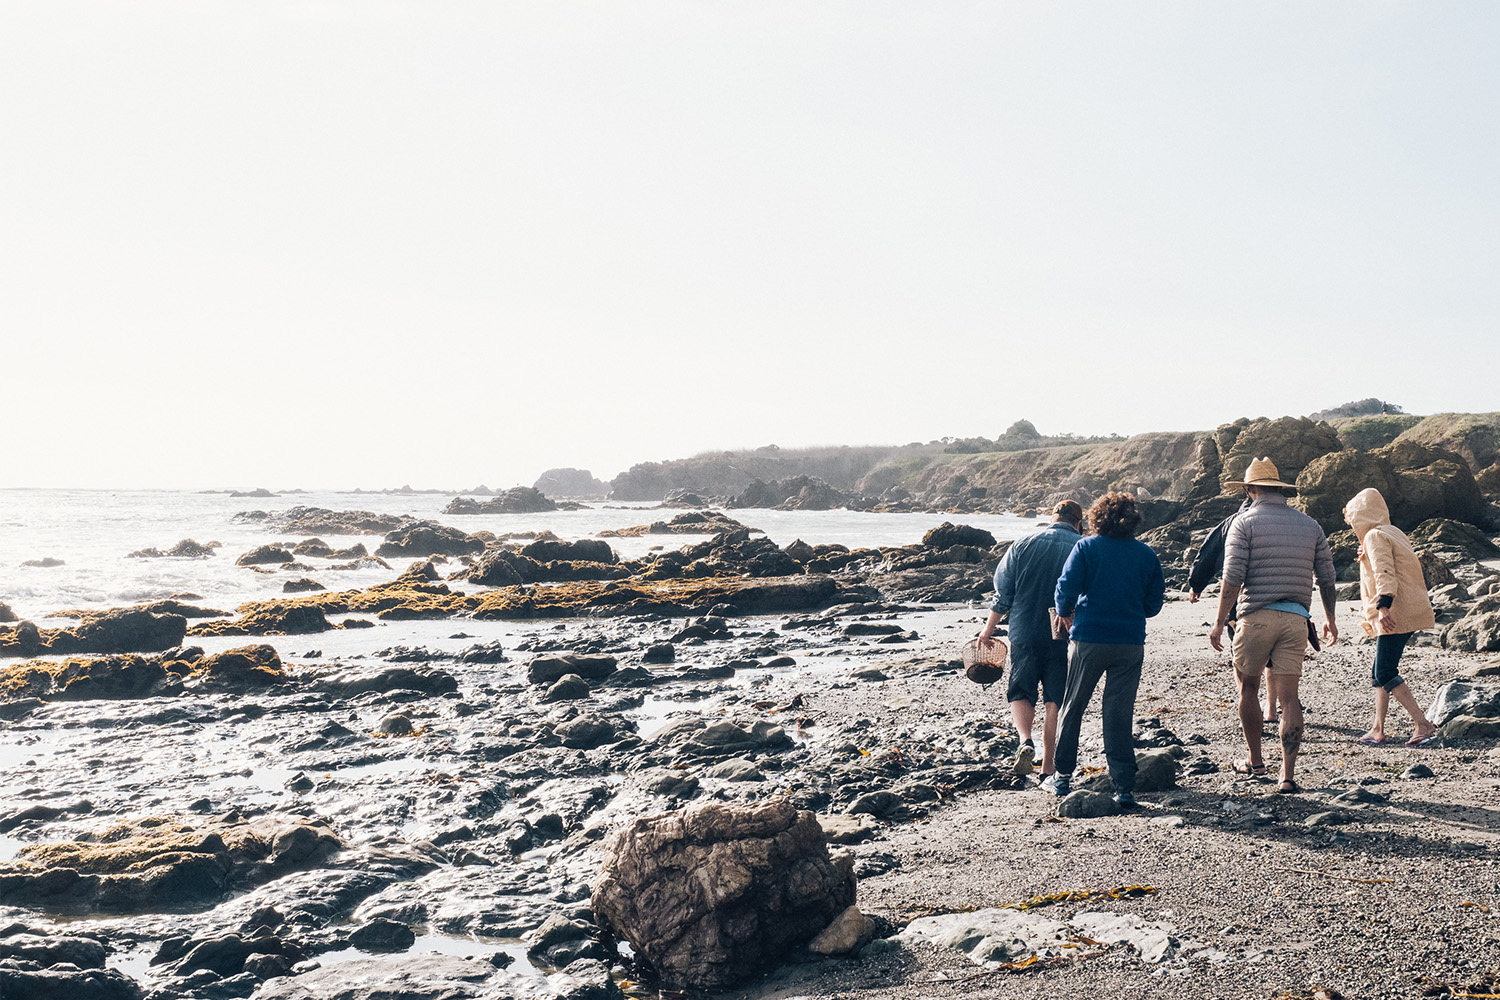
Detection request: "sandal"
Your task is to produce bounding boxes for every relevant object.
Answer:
[1276,780,1300,794]
[1404,731,1441,748]
[1230,759,1269,778]
[1355,734,1388,745]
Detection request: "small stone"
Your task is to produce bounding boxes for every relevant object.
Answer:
[1402,763,1436,780]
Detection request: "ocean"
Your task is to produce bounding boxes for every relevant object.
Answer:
[0,488,1038,625]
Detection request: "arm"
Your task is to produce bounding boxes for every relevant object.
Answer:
[1209,582,1241,652]
[1187,519,1230,599]
[980,549,1016,646]
[1144,550,1166,619]
[1319,581,1339,645]
[1054,544,1086,620]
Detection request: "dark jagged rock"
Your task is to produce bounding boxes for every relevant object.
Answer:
[127,538,219,559]
[375,521,485,559]
[443,488,559,515]
[528,654,618,686]
[283,578,325,593]
[239,507,413,536]
[189,645,291,691]
[0,610,187,658]
[520,538,616,564]
[317,666,459,698]
[533,469,607,499]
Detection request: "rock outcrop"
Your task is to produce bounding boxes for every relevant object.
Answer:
[591,797,855,989]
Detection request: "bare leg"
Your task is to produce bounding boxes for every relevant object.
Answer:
[1359,687,1391,742]
[1390,683,1436,738]
[1040,701,1059,774]
[1008,699,1035,745]
[1271,674,1304,787]
[1236,670,1264,767]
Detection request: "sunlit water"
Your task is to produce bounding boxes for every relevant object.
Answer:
[0,488,1037,623]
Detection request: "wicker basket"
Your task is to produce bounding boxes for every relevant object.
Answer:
[960,636,1009,685]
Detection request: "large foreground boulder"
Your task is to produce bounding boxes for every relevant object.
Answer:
[591,797,855,989]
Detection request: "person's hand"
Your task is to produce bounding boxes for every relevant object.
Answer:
[978,633,997,650]
[1323,619,1339,646]
[1188,590,1200,604]
[1377,609,1396,634]
[1209,622,1225,652]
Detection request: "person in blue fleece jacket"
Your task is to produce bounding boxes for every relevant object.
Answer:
[1046,491,1165,807]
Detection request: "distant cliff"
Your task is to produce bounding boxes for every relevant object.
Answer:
[604,412,1500,524]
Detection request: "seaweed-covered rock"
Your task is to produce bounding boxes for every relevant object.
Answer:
[0,610,187,658]
[236,545,294,567]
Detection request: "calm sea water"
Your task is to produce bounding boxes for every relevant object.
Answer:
[0,489,1037,623]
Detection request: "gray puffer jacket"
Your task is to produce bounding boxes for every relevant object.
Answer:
[1221,492,1335,617]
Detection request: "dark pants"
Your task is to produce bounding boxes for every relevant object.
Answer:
[1054,641,1144,796]
[1371,632,1412,692]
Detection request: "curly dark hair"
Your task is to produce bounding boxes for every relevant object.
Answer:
[1089,492,1142,539]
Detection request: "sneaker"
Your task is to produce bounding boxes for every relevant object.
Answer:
[1042,772,1071,796]
[1113,792,1139,810]
[1012,741,1036,777]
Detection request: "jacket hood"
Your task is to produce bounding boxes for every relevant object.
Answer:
[1344,487,1391,537]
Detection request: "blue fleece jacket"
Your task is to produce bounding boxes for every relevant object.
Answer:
[1054,535,1166,645]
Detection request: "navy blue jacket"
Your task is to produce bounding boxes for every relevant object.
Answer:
[1054,535,1166,645]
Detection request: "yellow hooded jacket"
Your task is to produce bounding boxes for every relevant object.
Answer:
[1343,487,1435,637]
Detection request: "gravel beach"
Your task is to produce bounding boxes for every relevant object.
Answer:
[727,595,1500,1000]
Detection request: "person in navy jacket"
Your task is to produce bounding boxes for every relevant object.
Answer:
[1047,492,1166,807]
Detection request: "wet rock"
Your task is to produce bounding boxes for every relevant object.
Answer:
[1,609,187,657]
[190,645,291,691]
[456,641,508,664]
[555,714,621,750]
[254,954,519,1000]
[0,931,108,968]
[703,758,765,782]
[592,797,856,989]
[543,674,593,703]
[242,953,294,979]
[641,643,675,664]
[0,602,16,622]
[347,918,416,953]
[548,957,620,1000]
[376,521,484,559]
[521,538,616,564]
[2,654,168,701]
[22,557,66,568]
[528,654,618,686]
[921,522,998,549]
[525,914,603,967]
[282,578,325,594]
[128,538,219,559]
[842,622,904,637]
[375,713,415,736]
[652,719,793,760]
[237,545,294,567]
[319,667,458,698]
[0,961,144,1000]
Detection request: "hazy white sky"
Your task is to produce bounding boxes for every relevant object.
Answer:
[3,1,1496,490]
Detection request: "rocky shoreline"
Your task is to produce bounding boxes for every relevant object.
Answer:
[3,479,1500,998]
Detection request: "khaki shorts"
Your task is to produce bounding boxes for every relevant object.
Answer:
[1232,609,1308,679]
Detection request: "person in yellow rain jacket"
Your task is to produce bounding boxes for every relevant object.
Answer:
[1343,487,1441,748]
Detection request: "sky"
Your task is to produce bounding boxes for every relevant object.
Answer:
[2,1,1496,490]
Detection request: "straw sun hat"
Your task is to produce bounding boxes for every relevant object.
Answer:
[1225,456,1297,491]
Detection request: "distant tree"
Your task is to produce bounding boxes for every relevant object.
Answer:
[1308,399,1405,421]
[1002,419,1041,440]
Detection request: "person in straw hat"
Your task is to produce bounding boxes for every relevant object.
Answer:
[1209,457,1338,794]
